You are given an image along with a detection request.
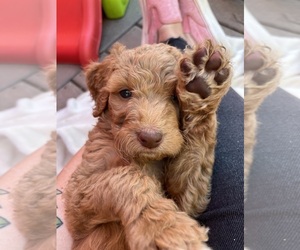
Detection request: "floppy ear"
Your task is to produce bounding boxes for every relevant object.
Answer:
[85,43,126,117]
[85,58,113,117]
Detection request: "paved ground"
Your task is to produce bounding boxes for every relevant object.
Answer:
[0,65,48,110]
[0,0,244,111]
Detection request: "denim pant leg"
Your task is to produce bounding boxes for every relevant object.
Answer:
[245,88,300,249]
[196,88,244,250]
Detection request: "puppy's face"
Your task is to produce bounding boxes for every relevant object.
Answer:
[87,43,184,162]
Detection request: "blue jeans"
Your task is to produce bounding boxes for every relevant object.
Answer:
[197,88,244,250]
[245,88,300,249]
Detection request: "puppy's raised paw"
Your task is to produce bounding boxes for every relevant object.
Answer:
[176,40,232,114]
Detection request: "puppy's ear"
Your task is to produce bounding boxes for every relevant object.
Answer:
[110,42,126,56]
[85,58,112,117]
[85,43,126,117]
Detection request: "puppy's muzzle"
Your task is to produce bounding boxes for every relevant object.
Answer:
[137,129,163,149]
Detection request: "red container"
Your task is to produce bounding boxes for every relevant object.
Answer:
[57,0,102,65]
[0,0,56,65]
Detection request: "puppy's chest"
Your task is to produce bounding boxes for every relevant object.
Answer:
[141,160,166,184]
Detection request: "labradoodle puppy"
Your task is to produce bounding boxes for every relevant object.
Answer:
[244,40,280,195]
[64,40,232,250]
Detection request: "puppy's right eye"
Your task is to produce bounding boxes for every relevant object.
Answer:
[119,89,132,99]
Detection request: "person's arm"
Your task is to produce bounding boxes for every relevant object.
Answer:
[0,146,46,249]
[56,146,85,250]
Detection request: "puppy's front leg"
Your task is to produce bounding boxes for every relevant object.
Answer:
[65,164,210,250]
[166,40,232,216]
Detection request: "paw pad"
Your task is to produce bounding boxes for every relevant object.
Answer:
[245,51,276,85]
[186,76,211,99]
[252,68,276,85]
[214,68,230,86]
[179,45,230,99]
[205,52,222,71]
[245,52,264,71]
[180,58,192,74]
[193,47,207,67]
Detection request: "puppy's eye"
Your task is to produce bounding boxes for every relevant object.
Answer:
[119,89,132,99]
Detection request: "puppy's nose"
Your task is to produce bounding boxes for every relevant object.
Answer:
[137,129,163,149]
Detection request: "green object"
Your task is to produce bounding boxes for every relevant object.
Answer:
[102,0,129,19]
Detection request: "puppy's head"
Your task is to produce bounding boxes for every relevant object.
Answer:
[86,43,184,162]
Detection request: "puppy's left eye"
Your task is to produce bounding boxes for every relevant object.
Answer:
[119,89,132,99]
